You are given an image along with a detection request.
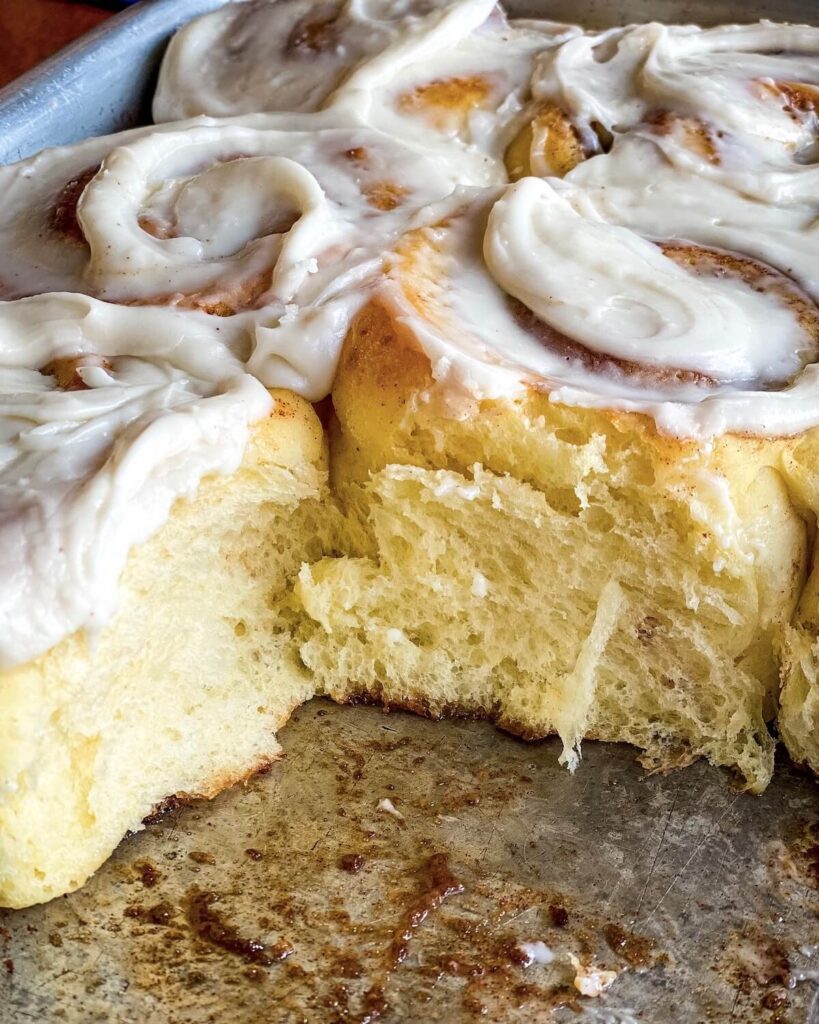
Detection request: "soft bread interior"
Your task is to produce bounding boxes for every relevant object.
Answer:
[0,391,335,908]
[297,301,808,795]
[775,432,819,773]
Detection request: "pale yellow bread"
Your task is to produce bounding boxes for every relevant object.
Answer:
[504,100,589,180]
[295,229,816,794]
[775,432,819,774]
[0,390,333,909]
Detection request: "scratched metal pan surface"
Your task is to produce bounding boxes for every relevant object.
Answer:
[2,0,819,1022]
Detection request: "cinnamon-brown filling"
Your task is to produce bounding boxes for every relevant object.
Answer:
[40,354,112,391]
[762,79,819,121]
[508,296,717,389]
[284,2,342,56]
[49,164,100,243]
[661,241,819,352]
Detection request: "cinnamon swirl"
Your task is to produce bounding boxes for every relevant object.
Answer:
[154,0,579,180]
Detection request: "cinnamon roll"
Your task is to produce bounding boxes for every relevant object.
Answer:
[0,112,466,308]
[154,0,579,180]
[0,112,466,906]
[300,25,819,791]
[153,0,436,119]
[5,7,819,911]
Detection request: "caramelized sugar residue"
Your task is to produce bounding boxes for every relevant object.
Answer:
[357,853,465,1022]
[285,2,342,55]
[185,890,293,967]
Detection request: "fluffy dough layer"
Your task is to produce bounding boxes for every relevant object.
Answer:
[301,300,808,794]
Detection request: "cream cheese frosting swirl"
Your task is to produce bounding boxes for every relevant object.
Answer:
[484,177,812,386]
[532,21,819,149]
[375,17,819,438]
[384,183,819,437]
[0,294,270,668]
[153,0,444,120]
[154,0,579,182]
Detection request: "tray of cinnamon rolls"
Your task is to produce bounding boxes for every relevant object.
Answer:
[3,1,819,1021]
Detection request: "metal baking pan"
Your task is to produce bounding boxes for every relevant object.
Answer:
[2,2,819,1022]
[0,0,226,164]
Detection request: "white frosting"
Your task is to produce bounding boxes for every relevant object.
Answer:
[153,0,443,120]
[154,0,578,183]
[0,294,270,668]
[533,21,819,152]
[4,6,819,668]
[387,18,819,439]
[484,177,809,384]
[0,127,149,300]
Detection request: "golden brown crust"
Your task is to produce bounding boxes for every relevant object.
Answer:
[334,289,710,491]
[141,753,281,825]
[397,74,494,132]
[337,297,433,398]
[504,102,587,180]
